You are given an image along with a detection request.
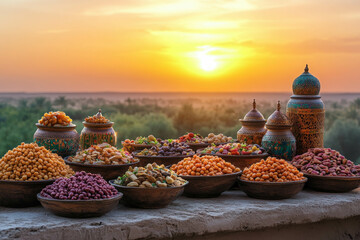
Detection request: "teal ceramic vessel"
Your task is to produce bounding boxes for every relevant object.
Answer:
[262,102,296,161]
[286,65,325,155]
[34,123,80,157]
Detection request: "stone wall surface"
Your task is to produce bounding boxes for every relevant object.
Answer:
[0,189,359,240]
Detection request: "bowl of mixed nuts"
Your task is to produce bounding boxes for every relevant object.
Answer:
[65,143,139,180]
[109,163,187,208]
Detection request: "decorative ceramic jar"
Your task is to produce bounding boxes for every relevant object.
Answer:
[80,110,116,150]
[34,124,79,157]
[237,99,267,145]
[286,65,325,155]
[262,101,296,161]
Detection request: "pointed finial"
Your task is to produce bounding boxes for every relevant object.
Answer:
[304,64,309,73]
[253,99,256,110]
[277,101,281,111]
[96,109,102,118]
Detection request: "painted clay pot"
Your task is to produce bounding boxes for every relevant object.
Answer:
[80,122,116,150]
[80,109,117,150]
[262,101,296,161]
[34,123,79,157]
[286,65,325,155]
[237,99,267,145]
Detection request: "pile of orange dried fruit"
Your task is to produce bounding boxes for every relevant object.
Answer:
[85,109,109,123]
[0,143,74,181]
[241,157,305,182]
[170,155,240,176]
[38,111,72,127]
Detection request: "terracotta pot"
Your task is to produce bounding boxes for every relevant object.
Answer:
[80,122,116,150]
[237,122,267,145]
[237,100,267,145]
[34,123,79,157]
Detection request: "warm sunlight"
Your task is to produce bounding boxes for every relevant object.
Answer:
[195,46,219,72]
[198,54,217,72]
[1,0,360,92]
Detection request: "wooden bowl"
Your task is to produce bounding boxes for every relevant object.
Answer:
[178,172,241,198]
[37,193,122,218]
[303,173,360,193]
[64,158,140,180]
[196,151,269,170]
[129,143,157,152]
[186,142,235,151]
[238,177,307,200]
[132,153,193,167]
[186,143,211,151]
[0,180,54,207]
[109,180,187,208]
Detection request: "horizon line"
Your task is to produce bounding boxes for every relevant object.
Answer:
[0,91,360,94]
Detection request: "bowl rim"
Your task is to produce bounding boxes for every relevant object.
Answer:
[196,151,269,158]
[177,171,242,179]
[109,179,188,190]
[82,121,114,128]
[37,192,123,203]
[64,158,140,168]
[128,143,159,147]
[35,123,77,129]
[185,142,211,146]
[0,179,55,184]
[132,153,195,159]
[303,173,360,180]
[183,142,236,146]
[238,177,308,185]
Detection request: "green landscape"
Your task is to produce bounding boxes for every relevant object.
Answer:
[1,95,360,163]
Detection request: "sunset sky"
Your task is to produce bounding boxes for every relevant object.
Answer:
[1,0,360,92]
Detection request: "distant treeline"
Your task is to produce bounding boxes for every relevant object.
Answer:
[0,96,360,163]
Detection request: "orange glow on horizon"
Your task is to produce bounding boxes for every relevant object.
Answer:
[0,0,360,92]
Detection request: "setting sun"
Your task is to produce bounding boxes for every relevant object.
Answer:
[0,0,360,92]
[193,46,219,72]
[198,55,217,72]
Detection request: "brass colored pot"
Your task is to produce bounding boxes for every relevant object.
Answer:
[286,65,325,155]
[237,99,267,145]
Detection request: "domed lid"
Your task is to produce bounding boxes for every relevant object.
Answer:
[292,64,320,95]
[241,99,266,122]
[266,101,292,129]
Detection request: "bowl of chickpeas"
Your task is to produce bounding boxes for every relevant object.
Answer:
[170,155,241,198]
[238,157,307,200]
[0,143,74,207]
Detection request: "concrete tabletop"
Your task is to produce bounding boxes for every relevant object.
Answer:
[0,189,359,240]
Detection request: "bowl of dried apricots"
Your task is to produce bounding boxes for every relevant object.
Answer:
[169,155,241,198]
[238,157,307,200]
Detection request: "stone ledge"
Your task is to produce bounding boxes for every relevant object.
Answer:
[0,189,359,240]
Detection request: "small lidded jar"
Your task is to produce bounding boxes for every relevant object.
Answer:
[80,109,117,150]
[237,99,267,145]
[262,101,296,161]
